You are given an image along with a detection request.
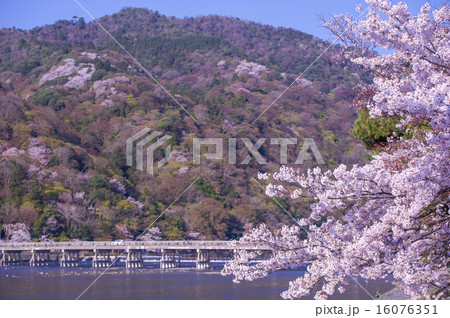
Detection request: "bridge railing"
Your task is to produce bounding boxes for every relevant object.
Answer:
[0,240,269,250]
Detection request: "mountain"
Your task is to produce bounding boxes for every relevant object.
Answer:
[0,8,369,242]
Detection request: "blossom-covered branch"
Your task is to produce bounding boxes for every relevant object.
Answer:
[223,1,449,300]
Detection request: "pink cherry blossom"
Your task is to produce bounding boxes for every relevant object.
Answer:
[1,147,25,158]
[223,1,449,300]
[2,223,31,242]
[115,223,133,239]
[139,227,162,241]
[109,178,126,194]
[28,138,50,166]
[127,196,144,210]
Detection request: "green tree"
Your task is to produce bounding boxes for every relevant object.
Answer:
[28,176,45,211]
[32,205,59,238]
[350,109,399,149]
[230,94,248,108]
[30,89,65,111]
[90,175,110,189]
[8,161,24,206]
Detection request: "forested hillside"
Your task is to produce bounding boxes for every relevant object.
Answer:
[0,8,369,242]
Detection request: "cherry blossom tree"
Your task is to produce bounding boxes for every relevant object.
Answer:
[109,178,126,194]
[1,147,25,158]
[39,235,54,242]
[139,227,162,241]
[127,196,144,210]
[2,223,31,242]
[28,138,50,166]
[115,223,133,240]
[223,1,449,300]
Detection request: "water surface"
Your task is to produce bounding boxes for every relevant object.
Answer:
[0,266,394,300]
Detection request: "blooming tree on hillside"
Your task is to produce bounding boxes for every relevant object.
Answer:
[2,223,31,242]
[139,227,162,241]
[126,196,144,210]
[28,138,50,166]
[115,223,133,240]
[109,178,126,194]
[223,1,449,299]
[39,235,54,242]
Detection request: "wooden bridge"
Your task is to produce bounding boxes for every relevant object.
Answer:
[0,241,270,269]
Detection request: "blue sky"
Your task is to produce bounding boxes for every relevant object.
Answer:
[0,0,446,41]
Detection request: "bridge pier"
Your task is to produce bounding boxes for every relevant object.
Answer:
[30,250,51,266]
[60,250,80,267]
[196,249,210,269]
[126,249,143,268]
[160,249,179,269]
[92,249,113,268]
[2,251,22,266]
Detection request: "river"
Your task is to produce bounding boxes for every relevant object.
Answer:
[0,262,394,300]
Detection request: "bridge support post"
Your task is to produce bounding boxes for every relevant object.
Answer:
[92,249,112,268]
[60,250,66,267]
[29,250,35,266]
[126,249,143,268]
[196,249,210,269]
[160,249,178,269]
[60,250,80,267]
[30,250,51,266]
